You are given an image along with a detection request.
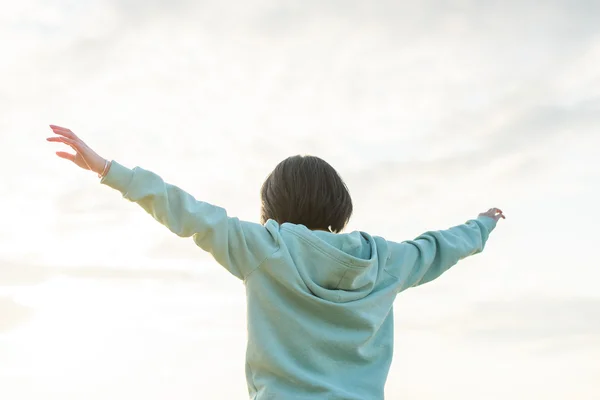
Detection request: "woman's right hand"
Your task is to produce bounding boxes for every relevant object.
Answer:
[479,208,506,221]
[46,125,108,175]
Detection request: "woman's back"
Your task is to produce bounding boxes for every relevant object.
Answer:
[245,222,399,399]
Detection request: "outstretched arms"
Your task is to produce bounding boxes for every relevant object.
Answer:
[386,209,504,292]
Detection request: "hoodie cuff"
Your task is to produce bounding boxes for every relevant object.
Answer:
[100,160,135,196]
[476,215,498,234]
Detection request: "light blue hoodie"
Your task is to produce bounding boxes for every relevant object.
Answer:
[101,161,497,400]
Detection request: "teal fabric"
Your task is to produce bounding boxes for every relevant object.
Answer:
[101,161,498,400]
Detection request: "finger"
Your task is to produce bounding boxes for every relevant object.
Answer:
[56,151,76,161]
[50,128,77,139]
[494,210,506,220]
[47,137,84,155]
[49,124,72,131]
[49,125,78,139]
[47,136,81,149]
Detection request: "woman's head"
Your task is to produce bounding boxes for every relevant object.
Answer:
[260,155,353,233]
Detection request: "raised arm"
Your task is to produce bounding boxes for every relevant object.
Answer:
[101,161,279,279]
[47,125,279,280]
[385,209,504,292]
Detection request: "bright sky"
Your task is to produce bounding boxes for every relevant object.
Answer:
[1,1,599,399]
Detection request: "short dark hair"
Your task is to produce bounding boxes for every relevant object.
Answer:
[260,155,353,233]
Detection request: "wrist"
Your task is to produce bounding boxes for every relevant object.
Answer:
[97,159,111,178]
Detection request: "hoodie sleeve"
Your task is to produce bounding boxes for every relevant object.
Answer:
[100,161,279,280]
[385,217,497,292]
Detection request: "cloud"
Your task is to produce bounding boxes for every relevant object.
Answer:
[401,296,600,349]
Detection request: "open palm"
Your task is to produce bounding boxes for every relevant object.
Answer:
[47,125,106,174]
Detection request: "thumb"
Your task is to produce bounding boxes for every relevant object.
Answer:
[56,151,76,162]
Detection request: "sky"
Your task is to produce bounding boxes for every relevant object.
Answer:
[1,1,599,399]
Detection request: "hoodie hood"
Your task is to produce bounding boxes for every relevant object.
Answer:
[280,224,381,303]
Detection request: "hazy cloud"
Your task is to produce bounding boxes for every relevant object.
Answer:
[400,295,600,352]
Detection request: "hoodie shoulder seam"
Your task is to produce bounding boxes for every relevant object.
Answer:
[244,246,281,283]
